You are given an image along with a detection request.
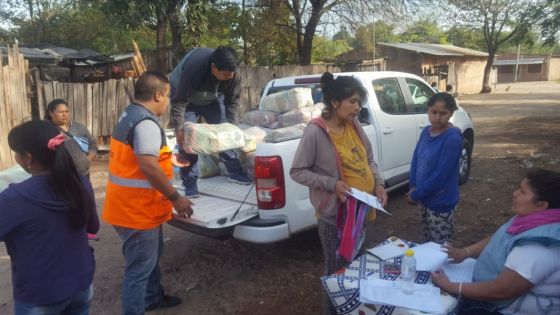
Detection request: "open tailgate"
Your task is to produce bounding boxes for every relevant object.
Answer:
[171,176,258,229]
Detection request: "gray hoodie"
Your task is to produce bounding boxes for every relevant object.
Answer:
[290,118,383,226]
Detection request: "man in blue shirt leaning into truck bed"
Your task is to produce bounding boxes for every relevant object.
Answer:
[170,46,251,197]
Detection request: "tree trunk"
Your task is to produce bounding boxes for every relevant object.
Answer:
[300,8,322,65]
[168,1,182,66]
[155,14,168,73]
[241,0,249,64]
[294,12,304,65]
[481,51,494,93]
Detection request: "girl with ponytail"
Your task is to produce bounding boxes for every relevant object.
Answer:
[0,120,99,314]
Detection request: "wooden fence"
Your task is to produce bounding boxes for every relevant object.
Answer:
[35,64,340,144]
[0,45,31,170]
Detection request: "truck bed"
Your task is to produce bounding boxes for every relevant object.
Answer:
[171,176,258,229]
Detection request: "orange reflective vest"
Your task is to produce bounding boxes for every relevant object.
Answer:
[102,104,173,230]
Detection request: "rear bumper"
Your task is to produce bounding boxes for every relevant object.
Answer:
[167,219,234,240]
[233,217,290,244]
[167,216,290,243]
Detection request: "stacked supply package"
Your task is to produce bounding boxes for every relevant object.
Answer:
[239,87,319,177]
[259,87,314,113]
[183,122,245,155]
[277,103,324,127]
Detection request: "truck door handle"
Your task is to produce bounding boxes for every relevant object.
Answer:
[383,127,394,134]
[418,123,428,129]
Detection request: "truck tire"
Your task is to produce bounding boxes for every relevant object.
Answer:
[459,138,472,185]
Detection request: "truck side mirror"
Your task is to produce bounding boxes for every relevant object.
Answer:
[359,107,370,124]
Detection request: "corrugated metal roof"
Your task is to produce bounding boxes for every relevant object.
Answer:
[493,58,545,66]
[379,43,488,57]
[0,46,61,62]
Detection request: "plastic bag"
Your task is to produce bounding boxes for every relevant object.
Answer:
[263,124,306,143]
[277,103,324,127]
[197,154,221,178]
[259,87,314,113]
[241,126,269,153]
[183,122,245,154]
[337,197,370,262]
[244,110,279,128]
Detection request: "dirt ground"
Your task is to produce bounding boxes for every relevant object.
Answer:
[1,81,559,315]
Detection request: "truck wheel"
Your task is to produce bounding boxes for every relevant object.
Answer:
[459,138,472,185]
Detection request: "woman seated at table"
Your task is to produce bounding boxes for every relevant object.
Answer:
[431,168,560,315]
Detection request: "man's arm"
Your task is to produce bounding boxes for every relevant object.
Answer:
[223,73,241,124]
[171,101,188,132]
[133,120,193,217]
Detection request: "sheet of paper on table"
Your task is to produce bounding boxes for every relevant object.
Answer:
[367,238,409,260]
[347,188,391,215]
[411,242,448,271]
[443,258,476,283]
[359,279,443,314]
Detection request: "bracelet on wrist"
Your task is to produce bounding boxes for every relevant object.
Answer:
[464,247,472,257]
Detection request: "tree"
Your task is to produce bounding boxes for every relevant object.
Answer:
[531,0,560,45]
[445,26,485,51]
[0,1,154,54]
[281,0,404,65]
[352,21,397,53]
[333,25,353,46]
[400,20,447,44]
[448,0,536,93]
[312,36,351,63]
[245,0,298,65]
[103,0,187,72]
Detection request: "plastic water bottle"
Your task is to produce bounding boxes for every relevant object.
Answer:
[401,249,416,294]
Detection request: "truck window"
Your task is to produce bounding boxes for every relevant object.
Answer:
[405,78,435,113]
[372,78,407,114]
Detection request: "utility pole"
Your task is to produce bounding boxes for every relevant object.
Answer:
[514,44,521,83]
[372,14,376,71]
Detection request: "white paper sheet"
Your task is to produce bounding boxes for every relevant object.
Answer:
[367,238,409,260]
[443,258,476,283]
[411,242,448,272]
[359,279,443,314]
[347,188,391,215]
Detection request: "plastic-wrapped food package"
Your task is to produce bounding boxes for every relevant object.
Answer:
[277,103,324,127]
[183,122,245,154]
[197,154,221,178]
[263,124,307,143]
[244,110,279,128]
[259,87,314,113]
[241,126,270,153]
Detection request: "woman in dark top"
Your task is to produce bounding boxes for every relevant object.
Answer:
[0,121,99,315]
[45,98,99,240]
[45,99,97,177]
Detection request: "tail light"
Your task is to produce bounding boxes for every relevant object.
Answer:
[255,156,285,209]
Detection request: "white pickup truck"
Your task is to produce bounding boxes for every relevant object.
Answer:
[169,71,475,244]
